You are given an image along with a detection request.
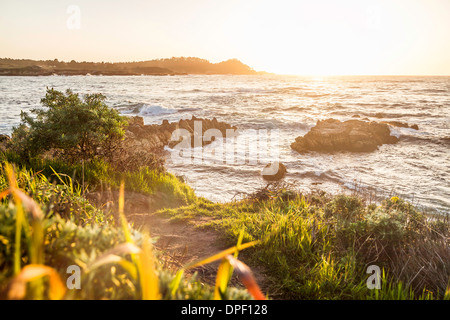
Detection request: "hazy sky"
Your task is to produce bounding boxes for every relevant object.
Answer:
[1,0,450,75]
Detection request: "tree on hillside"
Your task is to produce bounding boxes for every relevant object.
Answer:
[12,88,128,162]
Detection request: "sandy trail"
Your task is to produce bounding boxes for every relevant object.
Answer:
[88,190,272,295]
[128,211,271,295]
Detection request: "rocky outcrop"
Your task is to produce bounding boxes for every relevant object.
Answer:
[291,119,399,154]
[122,116,237,155]
[261,162,287,181]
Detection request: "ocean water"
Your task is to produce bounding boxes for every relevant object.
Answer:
[0,75,449,214]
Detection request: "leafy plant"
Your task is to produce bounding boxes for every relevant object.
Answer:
[11,88,128,162]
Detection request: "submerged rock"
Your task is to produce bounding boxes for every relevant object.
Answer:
[261,162,287,181]
[290,119,399,154]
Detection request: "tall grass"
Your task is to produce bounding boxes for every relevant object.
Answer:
[160,188,450,300]
[2,151,196,206]
[0,163,263,300]
[2,149,448,300]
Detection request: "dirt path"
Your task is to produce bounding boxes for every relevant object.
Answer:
[128,211,272,294]
[87,190,272,295]
[129,213,224,283]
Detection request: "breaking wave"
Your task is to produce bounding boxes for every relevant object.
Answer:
[119,103,177,116]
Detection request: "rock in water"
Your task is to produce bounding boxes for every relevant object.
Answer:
[262,162,287,181]
[290,119,399,154]
[123,115,237,153]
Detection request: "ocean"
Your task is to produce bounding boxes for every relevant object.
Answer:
[0,75,449,214]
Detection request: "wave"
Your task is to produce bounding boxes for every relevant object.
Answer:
[138,105,177,116]
[284,106,307,112]
[365,111,436,119]
[273,86,331,97]
[293,170,343,185]
[415,89,448,94]
[302,92,330,98]
[387,126,450,146]
[324,109,437,120]
[262,106,307,113]
[119,103,177,116]
[262,107,278,113]
[399,134,450,146]
[237,88,271,94]
[177,107,202,113]
[172,88,207,94]
[322,103,344,110]
[174,86,331,97]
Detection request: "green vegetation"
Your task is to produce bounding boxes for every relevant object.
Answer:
[160,188,450,300]
[1,89,448,300]
[0,163,259,300]
[0,89,262,300]
[0,57,259,76]
[4,88,193,206]
[2,145,449,301]
[11,88,127,162]
[2,151,196,207]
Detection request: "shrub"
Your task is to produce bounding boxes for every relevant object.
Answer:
[324,194,364,221]
[11,88,128,162]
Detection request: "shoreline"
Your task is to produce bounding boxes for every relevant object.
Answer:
[0,86,448,300]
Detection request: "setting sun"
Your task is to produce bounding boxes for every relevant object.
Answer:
[219,0,450,75]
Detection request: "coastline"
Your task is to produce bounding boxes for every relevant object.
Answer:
[0,57,264,77]
[1,74,448,214]
[0,86,448,301]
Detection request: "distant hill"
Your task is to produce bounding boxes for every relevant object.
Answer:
[0,57,262,76]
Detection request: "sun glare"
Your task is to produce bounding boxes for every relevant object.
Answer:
[222,0,386,76]
[216,0,450,76]
[1,0,450,75]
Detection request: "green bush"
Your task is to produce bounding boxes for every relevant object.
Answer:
[11,88,128,162]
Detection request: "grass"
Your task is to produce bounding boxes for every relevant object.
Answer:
[2,86,448,301]
[1,148,449,300]
[159,186,450,300]
[0,161,262,300]
[1,151,197,206]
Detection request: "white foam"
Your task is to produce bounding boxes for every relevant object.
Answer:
[389,126,428,139]
[138,104,177,116]
[389,127,401,138]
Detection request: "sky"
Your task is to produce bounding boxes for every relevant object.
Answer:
[1,0,450,75]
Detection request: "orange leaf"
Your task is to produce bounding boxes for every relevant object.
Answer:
[8,264,66,300]
[225,255,266,300]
